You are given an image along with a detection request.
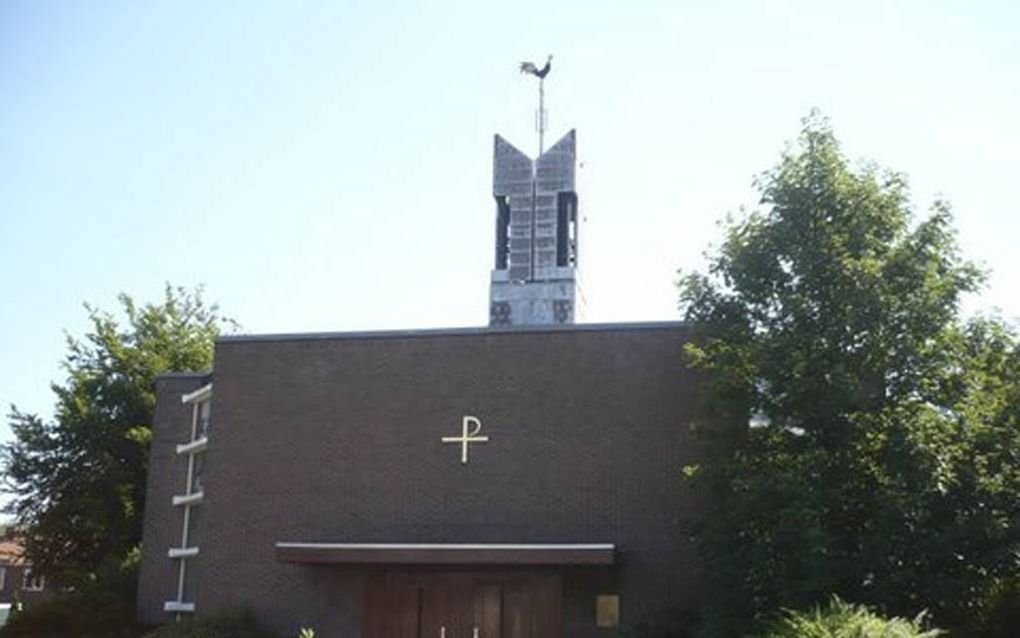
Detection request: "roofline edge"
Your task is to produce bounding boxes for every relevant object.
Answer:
[217,321,688,345]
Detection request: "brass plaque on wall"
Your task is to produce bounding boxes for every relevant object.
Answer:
[596,594,620,628]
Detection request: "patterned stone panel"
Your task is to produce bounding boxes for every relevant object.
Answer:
[489,302,512,326]
[494,136,533,193]
[535,130,576,193]
[553,299,573,323]
[533,130,577,282]
[508,265,530,283]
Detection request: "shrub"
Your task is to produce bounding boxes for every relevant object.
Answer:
[143,610,278,638]
[761,596,942,638]
[0,589,140,638]
[971,574,1020,638]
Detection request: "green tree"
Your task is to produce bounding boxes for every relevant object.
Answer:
[2,285,233,591]
[680,112,1020,635]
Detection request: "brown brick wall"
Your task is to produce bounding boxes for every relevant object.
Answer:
[0,563,52,608]
[140,324,702,636]
[137,375,206,626]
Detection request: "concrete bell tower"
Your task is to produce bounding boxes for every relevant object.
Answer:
[489,130,579,326]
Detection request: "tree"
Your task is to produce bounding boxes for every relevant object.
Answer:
[2,285,234,591]
[679,112,1020,636]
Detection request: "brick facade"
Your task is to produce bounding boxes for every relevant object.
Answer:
[0,561,51,610]
[137,374,208,622]
[137,323,702,636]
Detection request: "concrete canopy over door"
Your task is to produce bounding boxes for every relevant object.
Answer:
[274,543,616,567]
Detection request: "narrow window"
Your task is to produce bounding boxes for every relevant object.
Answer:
[22,568,44,592]
[569,197,578,267]
[192,453,205,494]
[198,400,211,437]
[556,192,577,267]
[495,196,510,269]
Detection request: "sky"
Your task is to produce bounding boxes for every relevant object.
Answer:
[1,0,1018,435]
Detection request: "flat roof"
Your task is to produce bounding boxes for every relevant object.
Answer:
[154,371,212,381]
[218,321,687,345]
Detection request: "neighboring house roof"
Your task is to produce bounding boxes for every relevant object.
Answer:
[0,541,26,566]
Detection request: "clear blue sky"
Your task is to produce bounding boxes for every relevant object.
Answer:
[2,0,1018,433]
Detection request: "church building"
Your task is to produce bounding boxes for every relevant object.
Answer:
[137,122,701,637]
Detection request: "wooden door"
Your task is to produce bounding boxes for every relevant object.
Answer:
[472,581,502,638]
[490,573,561,638]
[365,571,561,638]
[421,573,473,638]
[365,572,423,638]
[500,579,533,638]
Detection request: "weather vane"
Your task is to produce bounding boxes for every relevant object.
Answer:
[519,54,552,155]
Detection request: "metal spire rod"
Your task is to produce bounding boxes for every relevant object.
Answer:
[538,77,546,156]
[518,54,553,157]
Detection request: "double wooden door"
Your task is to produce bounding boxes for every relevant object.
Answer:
[365,571,562,638]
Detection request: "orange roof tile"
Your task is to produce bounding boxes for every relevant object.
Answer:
[0,541,25,565]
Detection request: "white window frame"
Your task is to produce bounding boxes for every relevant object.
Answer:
[22,567,44,592]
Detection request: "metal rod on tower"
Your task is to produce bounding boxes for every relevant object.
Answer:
[538,78,545,156]
[518,54,553,157]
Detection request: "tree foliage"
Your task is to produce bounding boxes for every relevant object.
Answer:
[680,112,1020,635]
[2,285,233,589]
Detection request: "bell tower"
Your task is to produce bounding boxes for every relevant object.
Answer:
[489,130,579,326]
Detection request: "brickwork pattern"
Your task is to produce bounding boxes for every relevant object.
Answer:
[0,563,52,608]
[137,375,206,625]
[140,325,701,637]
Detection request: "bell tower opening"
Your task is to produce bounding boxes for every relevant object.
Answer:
[495,195,510,270]
[556,192,577,268]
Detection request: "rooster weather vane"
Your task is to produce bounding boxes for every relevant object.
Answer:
[519,54,553,155]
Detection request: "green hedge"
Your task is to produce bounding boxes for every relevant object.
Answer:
[143,610,278,638]
[970,574,1020,638]
[0,590,140,638]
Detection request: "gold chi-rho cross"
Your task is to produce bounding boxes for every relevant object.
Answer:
[442,416,489,464]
